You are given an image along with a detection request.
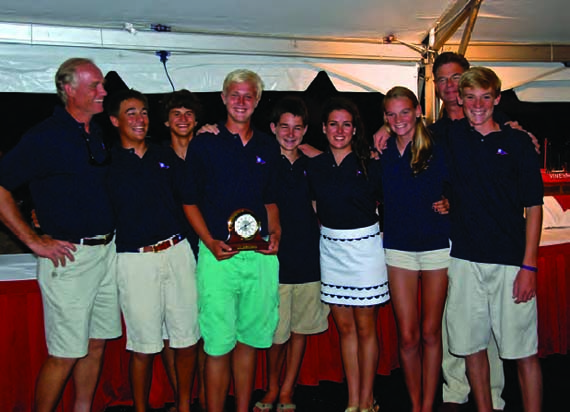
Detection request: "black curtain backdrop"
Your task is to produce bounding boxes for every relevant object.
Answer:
[1,70,568,169]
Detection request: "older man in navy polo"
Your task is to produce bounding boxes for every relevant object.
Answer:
[0,58,120,412]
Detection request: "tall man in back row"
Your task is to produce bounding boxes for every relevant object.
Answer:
[429,53,507,412]
[182,69,281,412]
[0,58,120,412]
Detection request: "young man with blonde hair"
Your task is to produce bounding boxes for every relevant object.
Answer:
[182,69,281,412]
[446,67,543,412]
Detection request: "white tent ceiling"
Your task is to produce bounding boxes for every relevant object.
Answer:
[0,0,568,100]
[1,0,568,45]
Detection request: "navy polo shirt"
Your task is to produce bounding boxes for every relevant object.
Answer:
[307,151,382,230]
[446,118,543,266]
[182,124,280,241]
[160,141,199,256]
[107,143,190,252]
[429,110,510,144]
[276,154,320,284]
[0,106,114,241]
[380,137,450,252]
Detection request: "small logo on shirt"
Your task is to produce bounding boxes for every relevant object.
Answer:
[496,148,508,156]
[158,162,170,169]
[356,170,363,176]
[256,156,266,165]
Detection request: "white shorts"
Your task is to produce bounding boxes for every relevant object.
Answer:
[385,248,450,271]
[38,239,121,358]
[446,258,538,359]
[273,282,330,344]
[117,239,200,354]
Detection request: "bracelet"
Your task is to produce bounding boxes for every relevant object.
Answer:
[521,264,538,272]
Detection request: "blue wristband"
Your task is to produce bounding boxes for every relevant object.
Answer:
[521,264,538,272]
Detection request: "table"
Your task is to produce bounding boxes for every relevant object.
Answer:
[1,243,569,411]
[541,170,570,195]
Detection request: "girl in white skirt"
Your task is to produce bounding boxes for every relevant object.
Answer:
[307,97,389,412]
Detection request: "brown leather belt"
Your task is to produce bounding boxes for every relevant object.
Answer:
[136,234,184,253]
[78,232,114,246]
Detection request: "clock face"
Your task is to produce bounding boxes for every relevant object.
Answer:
[234,213,259,239]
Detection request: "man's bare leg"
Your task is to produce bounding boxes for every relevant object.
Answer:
[254,343,285,410]
[278,333,307,406]
[205,352,231,412]
[130,352,155,412]
[175,345,198,412]
[232,343,257,412]
[72,338,107,412]
[465,350,492,412]
[162,340,178,395]
[517,355,542,412]
[34,356,77,412]
[196,340,207,411]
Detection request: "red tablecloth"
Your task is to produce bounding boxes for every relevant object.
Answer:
[1,243,569,411]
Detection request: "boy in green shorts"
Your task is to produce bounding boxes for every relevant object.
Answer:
[182,69,281,412]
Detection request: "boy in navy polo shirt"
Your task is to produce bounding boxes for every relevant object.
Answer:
[182,69,281,412]
[253,97,329,412]
[445,67,543,412]
[106,90,200,412]
[160,89,205,412]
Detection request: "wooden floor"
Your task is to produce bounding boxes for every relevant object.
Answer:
[105,353,569,412]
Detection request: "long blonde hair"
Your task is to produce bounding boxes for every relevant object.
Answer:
[384,86,433,175]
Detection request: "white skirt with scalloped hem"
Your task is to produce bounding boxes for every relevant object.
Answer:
[320,222,390,306]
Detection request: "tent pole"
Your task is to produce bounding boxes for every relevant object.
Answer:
[458,0,483,55]
[423,56,437,125]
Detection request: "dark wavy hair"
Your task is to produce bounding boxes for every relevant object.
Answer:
[160,89,203,123]
[432,51,470,78]
[270,96,309,126]
[104,89,148,118]
[321,96,369,176]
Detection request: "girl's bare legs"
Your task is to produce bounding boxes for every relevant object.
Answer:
[388,267,422,412]
[331,304,380,411]
[331,305,360,409]
[420,268,448,412]
[354,305,380,410]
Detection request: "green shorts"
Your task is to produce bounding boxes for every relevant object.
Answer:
[196,242,279,356]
